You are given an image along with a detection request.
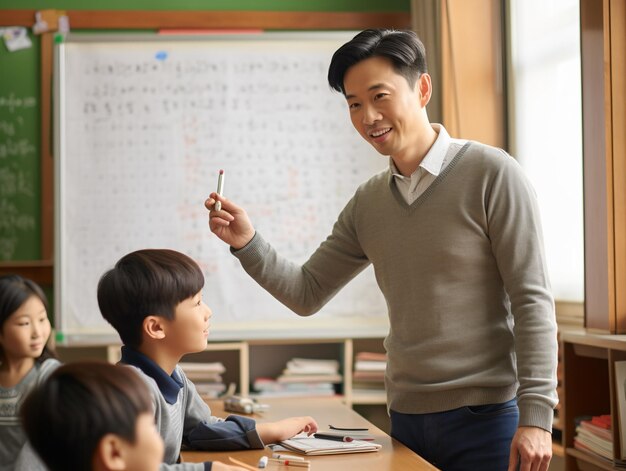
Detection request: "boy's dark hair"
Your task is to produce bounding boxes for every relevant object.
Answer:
[97,249,204,348]
[0,274,56,363]
[328,29,428,95]
[21,362,153,471]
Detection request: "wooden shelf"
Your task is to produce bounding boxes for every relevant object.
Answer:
[566,448,616,471]
[561,330,626,470]
[57,338,387,408]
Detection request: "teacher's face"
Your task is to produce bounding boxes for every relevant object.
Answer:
[343,56,427,162]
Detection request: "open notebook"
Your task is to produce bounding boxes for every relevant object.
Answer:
[279,435,382,455]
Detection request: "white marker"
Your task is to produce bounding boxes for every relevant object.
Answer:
[272,453,305,461]
[215,169,225,211]
[257,456,269,468]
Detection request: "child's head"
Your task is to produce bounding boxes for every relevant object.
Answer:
[0,274,55,365]
[97,249,209,351]
[21,361,164,471]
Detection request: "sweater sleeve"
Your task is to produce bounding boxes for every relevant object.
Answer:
[231,192,370,316]
[486,151,558,431]
[182,374,264,450]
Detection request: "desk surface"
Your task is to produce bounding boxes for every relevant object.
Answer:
[181,397,438,471]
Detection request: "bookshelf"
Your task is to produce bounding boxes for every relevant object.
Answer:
[560,329,626,470]
[55,337,388,406]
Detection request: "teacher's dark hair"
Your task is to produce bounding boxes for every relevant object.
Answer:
[328,29,428,95]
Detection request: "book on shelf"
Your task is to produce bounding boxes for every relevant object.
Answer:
[573,438,612,461]
[573,414,616,463]
[256,357,342,397]
[579,420,612,441]
[285,358,340,375]
[183,372,223,382]
[355,351,387,362]
[179,362,226,373]
[277,373,343,384]
[354,352,386,372]
[252,377,336,398]
[179,362,226,399]
[278,357,342,384]
[354,360,387,372]
[179,362,225,380]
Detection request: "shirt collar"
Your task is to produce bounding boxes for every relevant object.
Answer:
[120,345,183,405]
[389,123,452,177]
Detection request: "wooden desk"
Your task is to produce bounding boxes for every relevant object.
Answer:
[181,397,438,470]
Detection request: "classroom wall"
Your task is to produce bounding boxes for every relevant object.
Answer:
[0,0,410,264]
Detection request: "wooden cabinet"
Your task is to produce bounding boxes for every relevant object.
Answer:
[560,329,626,470]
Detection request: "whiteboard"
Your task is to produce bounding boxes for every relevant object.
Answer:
[54,33,389,344]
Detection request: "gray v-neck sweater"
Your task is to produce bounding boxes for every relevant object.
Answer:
[233,141,558,432]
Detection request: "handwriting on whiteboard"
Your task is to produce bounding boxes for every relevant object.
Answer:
[58,37,388,338]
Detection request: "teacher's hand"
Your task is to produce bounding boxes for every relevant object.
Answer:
[205,193,256,250]
[508,426,552,471]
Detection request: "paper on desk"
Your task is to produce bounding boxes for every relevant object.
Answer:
[280,434,381,455]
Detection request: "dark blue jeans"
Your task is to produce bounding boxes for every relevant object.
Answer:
[390,399,519,471]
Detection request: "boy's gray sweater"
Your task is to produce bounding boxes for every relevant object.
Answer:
[121,346,264,471]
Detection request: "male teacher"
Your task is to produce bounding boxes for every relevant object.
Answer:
[206,29,557,471]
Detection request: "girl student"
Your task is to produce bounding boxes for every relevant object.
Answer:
[0,274,60,471]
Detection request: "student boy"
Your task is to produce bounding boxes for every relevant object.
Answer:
[21,361,164,471]
[97,249,317,471]
[206,29,558,471]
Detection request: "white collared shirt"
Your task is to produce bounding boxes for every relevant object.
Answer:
[391,124,467,204]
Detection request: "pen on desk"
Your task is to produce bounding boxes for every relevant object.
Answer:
[214,169,225,211]
[313,433,353,442]
[272,453,305,461]
[268,458,311,468]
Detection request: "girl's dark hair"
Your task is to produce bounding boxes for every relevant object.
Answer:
[328,29,428,95]
[0,274,56,363]
[21,361,154,471]
[97,249,204,348]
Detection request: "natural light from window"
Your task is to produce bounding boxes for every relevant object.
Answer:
[508,0,584,302]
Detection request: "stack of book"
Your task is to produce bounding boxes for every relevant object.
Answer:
[573,415,613,461]
[253,358,342,398]
[179,362,227,399]
[352,352,386,400]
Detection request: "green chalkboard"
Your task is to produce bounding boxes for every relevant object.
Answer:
[0,33,41,261]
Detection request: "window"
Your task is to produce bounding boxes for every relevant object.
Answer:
[508,0,584,302]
